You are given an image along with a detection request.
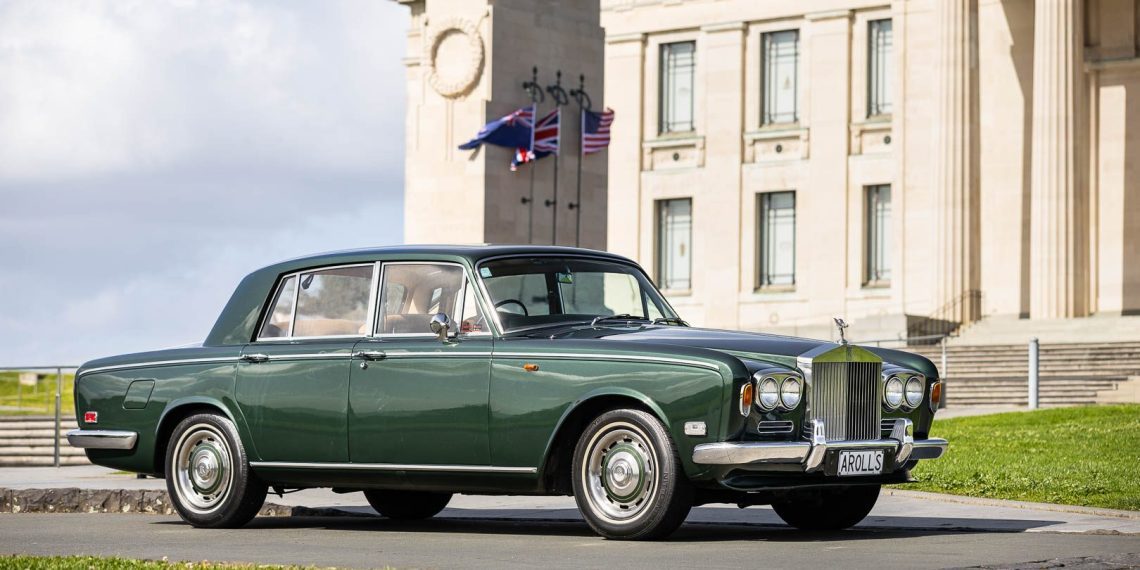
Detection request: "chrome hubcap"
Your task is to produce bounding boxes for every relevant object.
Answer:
[172,424,233,514]
[582,422,657,523]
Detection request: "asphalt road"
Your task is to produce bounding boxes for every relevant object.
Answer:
[1,512,1138,570]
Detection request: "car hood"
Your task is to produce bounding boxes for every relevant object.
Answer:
[539,324,938,377]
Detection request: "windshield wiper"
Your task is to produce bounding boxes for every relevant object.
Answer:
[590,314,650,327]
[652,317,689,326]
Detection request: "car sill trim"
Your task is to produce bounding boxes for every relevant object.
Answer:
[249,461,538,474]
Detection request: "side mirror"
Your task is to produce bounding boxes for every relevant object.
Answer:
[429,313,452,342]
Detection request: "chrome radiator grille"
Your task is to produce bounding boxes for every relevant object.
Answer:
[808,361,882,441]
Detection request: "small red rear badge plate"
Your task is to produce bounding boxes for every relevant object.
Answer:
[84,411,98,424]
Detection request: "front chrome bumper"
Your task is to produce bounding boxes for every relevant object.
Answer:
[692,419,947,473]
[66,429,138,450]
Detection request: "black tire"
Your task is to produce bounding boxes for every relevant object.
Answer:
[571,408,693,540]
[771,485,881,531]
[363,489,452,519]
[165,413,267,528]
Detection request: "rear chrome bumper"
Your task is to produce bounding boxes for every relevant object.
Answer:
[66,429,138,450]
[692,419,947,473]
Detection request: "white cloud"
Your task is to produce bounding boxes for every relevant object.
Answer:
[0,0,410,364]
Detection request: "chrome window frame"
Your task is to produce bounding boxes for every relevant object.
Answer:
[254,262,380,343]
[373,260,495,339]
[473,253,681,336]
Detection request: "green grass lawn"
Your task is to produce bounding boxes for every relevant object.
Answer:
[0,555,344,569]
[0,371,75,416]
[911,404,1140,511]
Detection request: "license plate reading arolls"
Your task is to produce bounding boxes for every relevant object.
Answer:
[837,450,884,476]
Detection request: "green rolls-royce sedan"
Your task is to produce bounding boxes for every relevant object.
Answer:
[69,245,947,540]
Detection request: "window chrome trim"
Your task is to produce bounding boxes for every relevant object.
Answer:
[249,461,536,474]
[255,262,379,342]
[492,351,722,372]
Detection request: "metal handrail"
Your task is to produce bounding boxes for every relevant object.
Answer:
[0,366,79,467]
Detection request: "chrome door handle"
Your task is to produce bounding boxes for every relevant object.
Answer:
[353,350,386,361]
[240,354,270,363]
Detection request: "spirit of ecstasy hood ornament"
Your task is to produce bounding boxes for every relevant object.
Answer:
[834,317,849,345]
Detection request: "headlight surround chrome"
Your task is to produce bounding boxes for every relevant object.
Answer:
[779,376,802,410]
[755,375,780,411]
[904,376,925,409]
[883,375,905,410]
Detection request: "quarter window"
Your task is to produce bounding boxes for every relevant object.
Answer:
[865,185,892,285]
[258,276,297,339]
[762,30,799,125]
[868,19,893,118]
[758,192,796,288]
[293,265,375,337]
[656,198,692,291]
[377,264,465,335]
[660,41,695,133]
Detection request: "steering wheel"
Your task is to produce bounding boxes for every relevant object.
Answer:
[494,299,529,316]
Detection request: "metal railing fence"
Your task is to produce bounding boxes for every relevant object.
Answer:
[0,366,79,467]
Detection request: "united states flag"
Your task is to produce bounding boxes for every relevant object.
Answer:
[582,108,614,155]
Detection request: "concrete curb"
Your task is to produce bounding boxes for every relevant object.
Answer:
[0,487,364,518]
[883,488,1140,520]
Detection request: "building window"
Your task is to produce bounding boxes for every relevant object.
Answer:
[757,192,796,288]
[865,185,892,285]
[660,41,695,133]
[762,30,799,125]
[868,19,893,118]
[656,198,692,290]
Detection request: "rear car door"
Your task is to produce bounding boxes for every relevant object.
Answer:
[236,263,378,463]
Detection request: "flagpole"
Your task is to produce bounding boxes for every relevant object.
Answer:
[521,67,543,244]
[569,75,591,248]
[545,70,569,246]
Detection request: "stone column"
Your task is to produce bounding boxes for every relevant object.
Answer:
[931,0,979,324]
[1029,0,1088,318]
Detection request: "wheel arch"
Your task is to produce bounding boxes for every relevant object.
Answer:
[538,389,670,495]
[152,397,240,476]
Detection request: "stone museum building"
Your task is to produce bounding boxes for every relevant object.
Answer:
[395,0,1140,342]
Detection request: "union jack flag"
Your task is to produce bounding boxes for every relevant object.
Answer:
[511,107,560,171]
[581,108,614,155]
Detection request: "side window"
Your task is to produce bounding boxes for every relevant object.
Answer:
[292,265,375,337]
[258,276,297,339]
[378,264,464,335]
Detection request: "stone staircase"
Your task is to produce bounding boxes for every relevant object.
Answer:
[0,416,87,467]
[907,341,1140,407]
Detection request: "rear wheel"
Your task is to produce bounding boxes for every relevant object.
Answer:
[771,485,880,531]
[571,408,692,540]
[165,413,267,528]
[364,490,452,519]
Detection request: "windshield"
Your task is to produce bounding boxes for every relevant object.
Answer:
[478,256,680,332]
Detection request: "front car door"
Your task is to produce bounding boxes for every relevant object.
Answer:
[236,263,378,463]
[348,261,493,467]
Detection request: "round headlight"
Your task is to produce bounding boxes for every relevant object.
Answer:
[905,376,924,409]
[884,376,904,410]
[756,377,780,411]
[779,377,802,410]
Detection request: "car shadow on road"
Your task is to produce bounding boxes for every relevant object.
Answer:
[155,509,1065,542]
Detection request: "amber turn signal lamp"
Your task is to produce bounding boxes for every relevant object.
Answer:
[930,382,943,412]
[523,363,540,372]
[739,382,754,416]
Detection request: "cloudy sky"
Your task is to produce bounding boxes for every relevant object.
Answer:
[0,0,409,364]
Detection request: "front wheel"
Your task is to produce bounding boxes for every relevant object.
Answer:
[165,413,267,528]
[771,485,881,531]
[571,409,692,540]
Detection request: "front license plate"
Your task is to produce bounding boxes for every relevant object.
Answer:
[837,450,884,476]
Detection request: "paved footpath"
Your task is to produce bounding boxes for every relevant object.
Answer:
[0,466,1137,569]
